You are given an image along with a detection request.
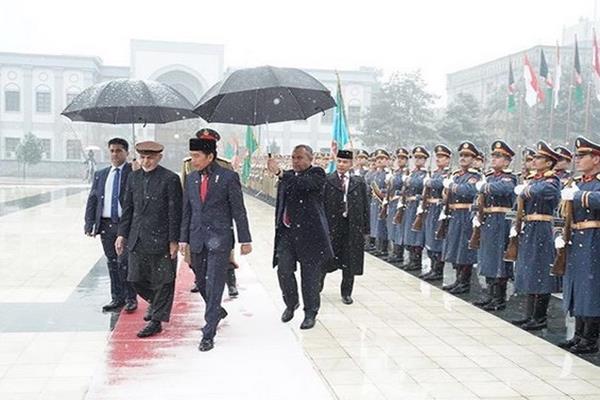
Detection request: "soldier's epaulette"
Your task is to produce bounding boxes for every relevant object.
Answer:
[597,173,600,181]
[502,168,514,174]
[468,168,481,175]
[484,169,495,176]
[443,166,450,171]
[543,170,555,178]
[451,169,461,176]
[182,156,192,162]
[574,175,583,182]
[526,172,536,179]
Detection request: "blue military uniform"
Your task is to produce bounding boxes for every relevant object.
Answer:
[473,140,517,311]
[442,141,481,294]
[561,136,600,354]
[512,141,561,331]
[386,149,409,264]
[364,166,377,251]
[369,149,391,256]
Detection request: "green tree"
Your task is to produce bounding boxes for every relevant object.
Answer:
[16,132,43,179]
[437,93,487,151]
[362,71,438,149]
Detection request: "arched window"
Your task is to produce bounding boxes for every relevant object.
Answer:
[35,84,52,113]
[4,83,20,112]
[347,99,362,126]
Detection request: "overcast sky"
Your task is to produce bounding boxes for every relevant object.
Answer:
[1,0,597,104]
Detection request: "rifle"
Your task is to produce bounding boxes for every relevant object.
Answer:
[551,176,575,276]
[468,187,486,249]
[503,194,525,261]
[412,170,431,231]
[370,180,384,203]
[435,182,452,240]
[393,167,410,225]
[378,173,393,219]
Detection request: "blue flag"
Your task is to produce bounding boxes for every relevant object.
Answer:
[327,74,350,173]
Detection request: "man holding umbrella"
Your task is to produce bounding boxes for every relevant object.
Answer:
[267,145,333,329]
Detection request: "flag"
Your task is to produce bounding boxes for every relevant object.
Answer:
[539,49,554,108]
[327,73,351,173]
[523,54,543,107]
[507,61,516,113]
[553,42,562,109]
[574,36,584,106]
[593,29,600,101]
[223,141,235,161]
[241,126,257,184]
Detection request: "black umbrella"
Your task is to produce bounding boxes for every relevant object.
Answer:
[193,66,336,126]
[61,79,199,143]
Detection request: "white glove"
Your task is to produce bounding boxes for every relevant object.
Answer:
[402,174,409,182]
[514,184,526,196]
[472,217,481,228]
[555,236,566,249]
[561,185,579,201]
[416,205,424,215]
[438,210,447,221]
[509,226,518,238]
[423,176,431,186]
[443,178,453,189]
[475,181,486,192]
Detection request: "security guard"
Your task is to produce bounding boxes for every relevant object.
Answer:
[441,141,481,294]
[472,140,517,310]
[182,129,241,298]
[557,136,600,354]
[511,141,561,330]
[400,146,429,271]
[554,145,573,187]
[387,148,410,264]
[420,144,452,281]
[369,149,391,257]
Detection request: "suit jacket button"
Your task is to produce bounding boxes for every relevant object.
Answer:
[299,200,303,203]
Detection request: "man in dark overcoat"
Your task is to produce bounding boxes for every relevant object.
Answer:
[116,141,183,338]
[322,149,370,305]
[267,145,334,330]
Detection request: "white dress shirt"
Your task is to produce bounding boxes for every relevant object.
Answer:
[102,164,124,219]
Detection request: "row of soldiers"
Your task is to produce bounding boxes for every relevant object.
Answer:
[353,137,600,355]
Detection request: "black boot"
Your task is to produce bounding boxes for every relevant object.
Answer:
[379,240,389,257]
[473,280,494,307]
[386,245,403,263]
[399,247,414,270]
[450,265,472,294]
[511,294,536,326]
[484,279,507,311]
[365,237,376,252]
[522,294,550,331]
[443,265,460,291]
[559,317,584,349]
[570,318,600,354]
[371,239,384,256]
[424,260,444,282]
[226,268,239,297]
[406,247,423,272]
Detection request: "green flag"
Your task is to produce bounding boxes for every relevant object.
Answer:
[574,37,584,106]
[507,61,516,113]
[242,126,257,184]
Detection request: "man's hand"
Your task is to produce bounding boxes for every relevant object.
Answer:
[240,243,253,255]
[555,236,566,249]
[438,210,447,221]
[443,178,453,189]
[423,176,431,187]
[416,205,424,215]
[267,158,281,175]
[85,231,96,238]
[475,181,486,192]
[169,242,178,259]
[115,236,126,256]
[472,217,481,228]
[514,184,526,196]
[509,226,518,238]
[179,242,188,256]
[561,184,579,201]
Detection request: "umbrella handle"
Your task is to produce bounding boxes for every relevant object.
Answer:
[268,153,272,158]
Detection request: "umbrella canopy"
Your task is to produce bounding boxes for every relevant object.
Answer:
[61,79,198,124]
[194,66,336,126]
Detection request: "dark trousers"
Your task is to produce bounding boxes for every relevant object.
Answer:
[340,268,354,297]
[132,281,175,323]
[276,228,321,316]
[334,218,355,297]
[191,249,229,339]
[99,219,136,303]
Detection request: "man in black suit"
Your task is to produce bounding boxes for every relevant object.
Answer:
[180,136,252,352]
[322,150,370,305]
[267,145,334,330]
[84,138,137,313]
[116,141,183,338]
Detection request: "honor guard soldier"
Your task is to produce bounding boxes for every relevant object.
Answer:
[420,144,452,281]
[518,147,536,184]
[440,141,481,294]
[554,145,573,187]
[181,128,241,298]
[472,140,517,310]
[399,146,429,272]
[386,148,410,264]
[556,136,600,354]
[353,149,370,177]
[511,141,561,331]
[369,149,391,257]
[364,155,377,251]
[322,150,370,305]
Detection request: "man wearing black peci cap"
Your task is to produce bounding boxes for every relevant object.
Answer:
[322,149,370,305]
[180,136,252,352]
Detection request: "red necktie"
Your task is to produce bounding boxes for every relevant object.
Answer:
[200,174,209,202]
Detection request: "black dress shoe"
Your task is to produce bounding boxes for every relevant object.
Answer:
[569,340,599,354]
[300,315,316,330]
[521,318,547,331]
[137,320,162,338]
[198,338,214,352]
[190,284,200,293]
[424,272,443,282]
[558,336,581,349]
[483,300,506,311]
[472,297,493,307]
[102,300,124,312]
[281,304,299,323]
[228,284,239,298]
[449,283,470,295]
[124,300,138,313]
[341,296,354,305]
[219,308,228,320]
[510,317,531,326]
[143,307,153,322]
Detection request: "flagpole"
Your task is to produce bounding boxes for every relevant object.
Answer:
[565,84,573,145]
[517,94,524,146]
[549,101,555,141]
[585,81,593,134]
